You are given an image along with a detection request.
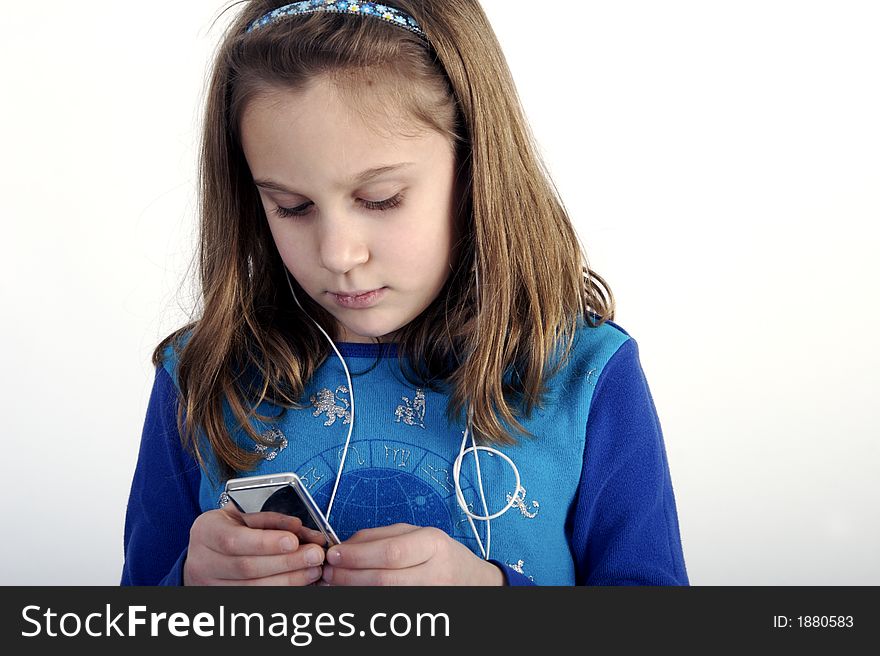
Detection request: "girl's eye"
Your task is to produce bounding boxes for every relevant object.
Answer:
[272,193,404,219]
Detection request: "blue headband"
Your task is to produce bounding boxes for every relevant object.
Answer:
[246,1,428,40]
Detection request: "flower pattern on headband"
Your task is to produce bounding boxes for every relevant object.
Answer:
[246,1,428,40]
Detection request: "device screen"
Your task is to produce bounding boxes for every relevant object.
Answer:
[260,485,321,532]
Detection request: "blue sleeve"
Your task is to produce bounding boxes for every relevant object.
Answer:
[121,365,202,586]
[568,338,689,586]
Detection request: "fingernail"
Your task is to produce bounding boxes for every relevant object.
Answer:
[304,548,323,566]
[327,548,342,564]
[307,567,322,582]
[322,566,333,583]
[280,537,296,552]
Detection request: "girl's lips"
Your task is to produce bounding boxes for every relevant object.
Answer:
[330,288,380,296]
[329,287,387,308]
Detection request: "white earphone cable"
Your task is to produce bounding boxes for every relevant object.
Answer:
[285,270,354,523]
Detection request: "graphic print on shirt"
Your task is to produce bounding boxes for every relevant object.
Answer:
[506,485,540,519]
[288,438,487,552]
[506,559,535,582]
[394,388,426,428]
[254,427,288,461]
[310,385,352,425]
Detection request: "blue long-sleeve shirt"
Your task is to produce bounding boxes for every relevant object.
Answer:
[122,319,689,586]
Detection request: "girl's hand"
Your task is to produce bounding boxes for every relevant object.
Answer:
[319,523,506,586]
[183,505,327,586]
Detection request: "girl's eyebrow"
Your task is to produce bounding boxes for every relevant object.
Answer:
[253,162,415,193]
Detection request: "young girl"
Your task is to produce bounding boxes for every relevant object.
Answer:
[122,0,689,586]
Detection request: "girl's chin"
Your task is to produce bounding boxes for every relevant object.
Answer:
[334,323,400,344]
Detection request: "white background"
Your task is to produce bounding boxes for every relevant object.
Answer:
[1,1,877,585]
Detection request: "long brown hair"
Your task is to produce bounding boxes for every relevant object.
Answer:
[155,0,615,481]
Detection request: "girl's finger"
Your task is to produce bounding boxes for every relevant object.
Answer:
[213,544,326,581]
[239,511,304,534]
[322,563,424,586]
[215,565,325,587]
[211,545,324,581]
[296,526,329,546]
[342,523,419,544]
[240,512,326,550]
[206,521,301,557]
[327,527,437,570]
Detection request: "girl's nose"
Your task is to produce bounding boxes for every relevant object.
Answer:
[317,214,370,274]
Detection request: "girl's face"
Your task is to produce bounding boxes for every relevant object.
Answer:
[240,78,459,343]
